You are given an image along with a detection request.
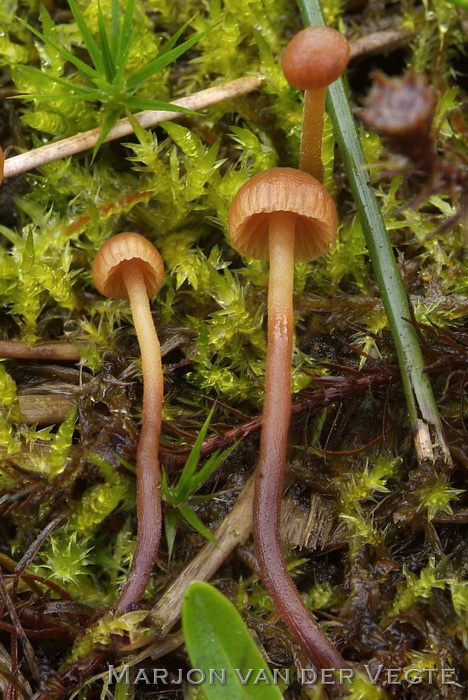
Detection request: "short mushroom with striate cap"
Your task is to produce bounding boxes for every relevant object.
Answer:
[228,167,350,670]
[282,26,350,182]
[92,232,164,615]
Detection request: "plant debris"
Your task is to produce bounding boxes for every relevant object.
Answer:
[0,0,467,698]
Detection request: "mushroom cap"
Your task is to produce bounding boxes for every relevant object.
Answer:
[282,26,350,91]
[92,232,164,300]
[228,168,337,262]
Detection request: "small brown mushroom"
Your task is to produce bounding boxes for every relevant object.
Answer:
[282,26,350,182]
[92,232,164,614]
[229,168,350,670]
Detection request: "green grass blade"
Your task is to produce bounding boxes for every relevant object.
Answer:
[18,17,100,82]
[160,467,169,495]
[157,17,194,57]
[113,37,133,87]
[174,406,216,500]
[110,0,121,56]
[92,111,119,157]
[115,0,135,75]
[15,92,103,101]
[125,29,208,92]
[122,96,195,114]
[296,0,450,464]
[97,1,116,82]
[67,0,105,75]
[178,505,217,544]
[13,64,99,95]
[187,443,237,496]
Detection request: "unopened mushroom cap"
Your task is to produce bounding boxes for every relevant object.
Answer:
[228,168,337,262]
[282,26,350,91]
[92,232,164,300]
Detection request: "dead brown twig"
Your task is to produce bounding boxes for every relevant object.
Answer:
[0,342,80,362]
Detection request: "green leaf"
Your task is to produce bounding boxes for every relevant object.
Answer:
[186,443,237,497]
[157,16,195,57]
[178,505,217,544]
[110,0,121,56]
[67,0,105,75]
[16,92,102,102]
[18,17,100,82]
[97,1,116,82]
[114,0,135,80]
[182,583,283,700]
[92,111,120,157]
[175,405,216,500]
[13,65,80,94]
[121,96,195,114]
[126,29,209,91]
[13,65,102,98]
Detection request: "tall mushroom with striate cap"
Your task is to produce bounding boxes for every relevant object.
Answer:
[229,167,350,670]
[92,232,164,614]
[282,26,350,182]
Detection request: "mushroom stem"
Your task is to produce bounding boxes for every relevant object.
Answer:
[115,262,163,614]
[300,88,327,182]
[261,211,294,467]
[282,26,350,183]
[254,211,348,669]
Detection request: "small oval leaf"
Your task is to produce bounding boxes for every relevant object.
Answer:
[182,582,284,700]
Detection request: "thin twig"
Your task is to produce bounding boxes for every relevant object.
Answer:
[0,641,32,700]
[0,572,40,682]
[0,341,80,361]
[349,28,414,60]
[3,76,263,180]
[77,631,185,692]
[14,515,67,578]
[15,395,75,426]
[1,26,416,182]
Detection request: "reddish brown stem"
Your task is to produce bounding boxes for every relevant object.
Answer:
[300,87,327,182]
[114,264,163,614]
[254,211,349,670]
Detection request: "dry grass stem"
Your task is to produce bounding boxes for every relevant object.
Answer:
[0,341,80,361]
[16,395,75,426]
[3,76,263,179]
[349,28,414,59]
[1,28,416,182]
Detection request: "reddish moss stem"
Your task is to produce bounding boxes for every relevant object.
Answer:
[253,212,349,669]
[115,264,163,614]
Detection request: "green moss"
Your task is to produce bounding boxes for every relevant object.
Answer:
[389,556,448,615]
[0,0,467,694]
